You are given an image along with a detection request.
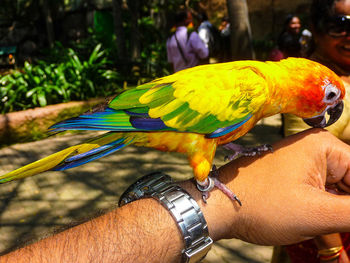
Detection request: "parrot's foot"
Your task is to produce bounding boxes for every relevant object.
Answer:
[196,176,215,203]
[196,166,242,206]
[223,143,273,161]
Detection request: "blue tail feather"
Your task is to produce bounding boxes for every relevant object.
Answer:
[53,138,132,171]
[65,138,125,162]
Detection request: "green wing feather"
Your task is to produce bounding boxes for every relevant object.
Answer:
[109,62,269,134]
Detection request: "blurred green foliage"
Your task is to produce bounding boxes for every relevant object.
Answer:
[0,44,121,113]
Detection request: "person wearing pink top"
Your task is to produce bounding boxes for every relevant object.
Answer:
[166,10,209,73]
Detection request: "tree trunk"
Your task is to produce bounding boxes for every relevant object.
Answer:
[151,0,167,34]
[41,0,55,48]
[127,0,141,61]
[112,0,126,62]
[226,0,255,60]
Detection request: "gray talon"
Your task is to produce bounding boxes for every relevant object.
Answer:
[195,169,242,206]
[224,143,273,161]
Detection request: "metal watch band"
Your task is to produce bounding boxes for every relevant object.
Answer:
[119,172,213,263]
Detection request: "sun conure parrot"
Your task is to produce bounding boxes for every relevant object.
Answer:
[0,57,345,205]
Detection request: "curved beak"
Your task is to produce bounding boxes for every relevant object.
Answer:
[303,101,344,128]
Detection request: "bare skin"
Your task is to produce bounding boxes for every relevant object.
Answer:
[2,129,350,262]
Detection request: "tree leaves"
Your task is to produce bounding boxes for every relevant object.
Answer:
[0,44,122,113]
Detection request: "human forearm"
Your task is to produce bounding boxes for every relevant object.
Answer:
[0,178,235,263]
[0,198,183,263]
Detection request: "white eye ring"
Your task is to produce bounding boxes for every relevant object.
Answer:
[323,84,340,103]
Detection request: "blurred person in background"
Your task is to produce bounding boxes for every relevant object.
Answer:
[198,12,223,63]
[166,10,208,73]
[219,16,231,62]
[269,14,312,61]
[278,14,303,58]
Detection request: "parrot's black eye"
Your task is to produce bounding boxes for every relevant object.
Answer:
[324,83,340,103]
[326,91,336,100]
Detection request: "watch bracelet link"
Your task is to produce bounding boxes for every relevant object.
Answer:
[118,172,213,263]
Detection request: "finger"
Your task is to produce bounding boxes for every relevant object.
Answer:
[325,143,350,186]
[335,181,350,194]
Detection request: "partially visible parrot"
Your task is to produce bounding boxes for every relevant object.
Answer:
[0,57,345,204]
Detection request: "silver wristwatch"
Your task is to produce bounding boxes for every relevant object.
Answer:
[119,172,213,263]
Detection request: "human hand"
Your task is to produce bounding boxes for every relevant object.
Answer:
[182,129,350,246]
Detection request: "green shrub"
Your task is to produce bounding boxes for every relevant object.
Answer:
[0,44,121,113]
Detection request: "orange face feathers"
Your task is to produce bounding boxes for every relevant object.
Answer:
[296,72,345,117]
[278,58,345,128]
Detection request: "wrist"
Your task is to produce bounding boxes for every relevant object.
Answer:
[119,173,214,262]
[318,246,344,262]
[178,174,240,241]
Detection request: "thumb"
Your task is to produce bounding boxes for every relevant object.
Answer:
[297,189,350,238]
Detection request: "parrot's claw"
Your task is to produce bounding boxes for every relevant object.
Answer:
[211,176,242,206]
[223,143,273,161]
[196,166,242,206]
